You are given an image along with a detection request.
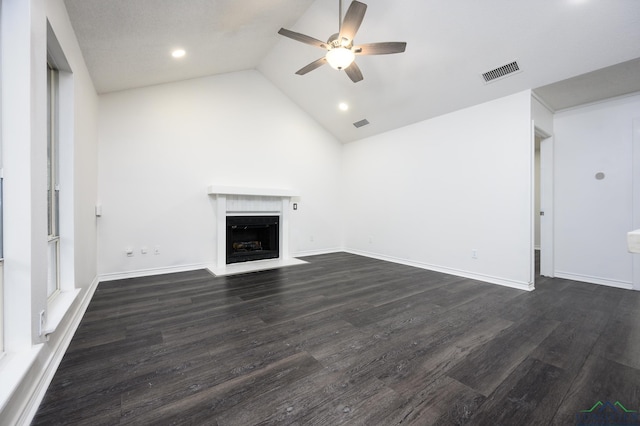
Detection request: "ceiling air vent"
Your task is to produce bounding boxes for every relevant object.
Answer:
[353,119,370,128]
[482,60,521,83]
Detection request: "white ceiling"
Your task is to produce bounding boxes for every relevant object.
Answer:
[534,57,640,111]
[63,0,640,143]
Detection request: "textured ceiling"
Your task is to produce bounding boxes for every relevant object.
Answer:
[64,0,640,142]
[63,0,316,93]
[534,57,640,111]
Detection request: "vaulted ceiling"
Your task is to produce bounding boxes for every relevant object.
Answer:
[64,0,640,142]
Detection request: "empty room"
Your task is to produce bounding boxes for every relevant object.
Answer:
[1,0,640,424]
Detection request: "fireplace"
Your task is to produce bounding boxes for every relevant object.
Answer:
[207,185,306,276]
[226,215,279,264]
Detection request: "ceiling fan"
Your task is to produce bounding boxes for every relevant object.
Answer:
[277,0,407,83]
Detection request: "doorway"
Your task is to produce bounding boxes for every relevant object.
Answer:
[633,118,640,290]
[535,128,554,280]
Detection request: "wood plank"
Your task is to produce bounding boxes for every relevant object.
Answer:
[122,351,322,425]
[467,356,569,425]
[382,376,485,425]
[446,317,560,396]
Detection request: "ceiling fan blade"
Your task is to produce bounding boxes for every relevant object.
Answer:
[344,61,363,83]
[295,57,328,75]
[354,42,407,55]
[338,1,367,44]
[278,28,328,49]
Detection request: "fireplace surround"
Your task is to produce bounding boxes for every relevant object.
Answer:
[207,185,306,276]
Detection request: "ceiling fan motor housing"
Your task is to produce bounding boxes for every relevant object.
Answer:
[328,33,353,49]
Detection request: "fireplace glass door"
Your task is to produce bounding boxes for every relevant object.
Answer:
[226,216,279,264]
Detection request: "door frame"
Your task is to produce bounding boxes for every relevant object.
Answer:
[535,126,554,279]
[633,118,640,290]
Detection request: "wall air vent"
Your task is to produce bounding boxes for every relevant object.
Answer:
[353,119,370,128]
[482,60,521,83]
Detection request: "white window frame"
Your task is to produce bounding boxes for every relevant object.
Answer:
[47,62,60,301]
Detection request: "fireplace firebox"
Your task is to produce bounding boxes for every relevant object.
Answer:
[226,216,279,264]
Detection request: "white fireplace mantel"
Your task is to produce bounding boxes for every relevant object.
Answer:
[207,185,305,276]
[207,185,299,198]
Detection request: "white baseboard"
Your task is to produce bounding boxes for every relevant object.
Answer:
[98,263,208,282]
[345,249,534,292]
[293,247,343,258]
[99,253,348,282]
[554,271,634,290]
[99,251,347,282]
[9,276,100,426]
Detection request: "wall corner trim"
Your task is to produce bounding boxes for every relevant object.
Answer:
[345,249,535,292]
[98,263,209,282]
[554,271,634,290]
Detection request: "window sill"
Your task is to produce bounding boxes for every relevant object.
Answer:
[0,344,44,413]
[43,288,81,337]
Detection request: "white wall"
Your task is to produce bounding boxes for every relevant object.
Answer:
[0,0,99,423]
[97,70,343,277]
[342,90,534,290]
[554,93,640,289]
[1,0,46,352]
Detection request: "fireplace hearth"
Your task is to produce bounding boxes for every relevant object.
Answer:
[226,215,279,264]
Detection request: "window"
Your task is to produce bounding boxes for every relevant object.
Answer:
[47,63,60,300]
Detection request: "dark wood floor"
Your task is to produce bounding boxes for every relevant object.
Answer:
[33,252,640,425]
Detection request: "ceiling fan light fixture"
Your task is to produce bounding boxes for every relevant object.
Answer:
[326,47,355,70]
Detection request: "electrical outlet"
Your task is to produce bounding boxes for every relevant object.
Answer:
[472,249,478,259]
[141,246,148,254]
[154,246,160,255]
[126,247,134,257]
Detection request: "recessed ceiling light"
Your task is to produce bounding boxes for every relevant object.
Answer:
[172,49,186,58]
[338,102,349,111]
